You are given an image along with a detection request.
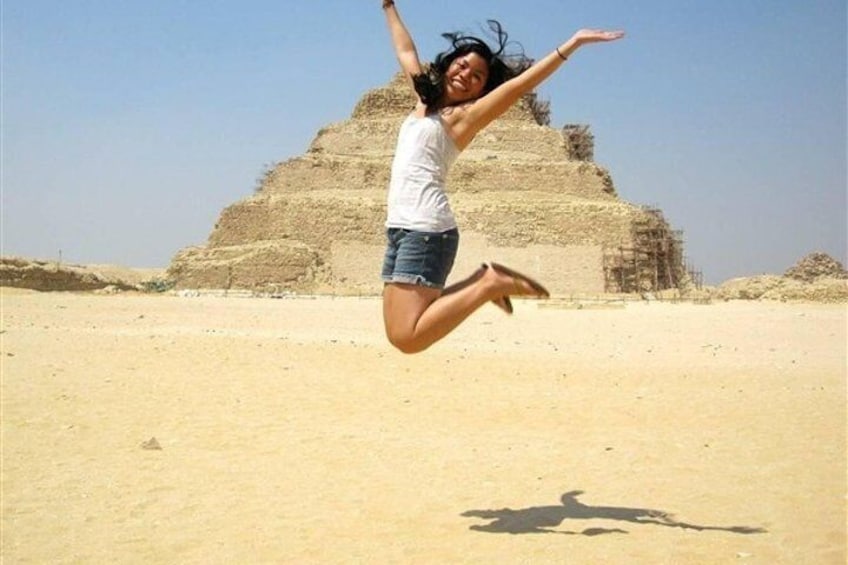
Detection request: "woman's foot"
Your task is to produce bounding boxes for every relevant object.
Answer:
[443,264,514,314]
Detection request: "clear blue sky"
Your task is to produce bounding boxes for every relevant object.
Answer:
[2,0,845,284]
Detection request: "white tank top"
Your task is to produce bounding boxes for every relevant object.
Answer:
[385,113,460,232]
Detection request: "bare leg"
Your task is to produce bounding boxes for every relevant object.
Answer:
[383,265,545,354]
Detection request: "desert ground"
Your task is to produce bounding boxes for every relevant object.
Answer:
[1,288,845,564]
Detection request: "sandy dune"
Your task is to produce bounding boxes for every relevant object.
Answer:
[1,289,845,563]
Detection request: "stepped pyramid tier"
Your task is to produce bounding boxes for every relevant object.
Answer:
[168,74,686,295]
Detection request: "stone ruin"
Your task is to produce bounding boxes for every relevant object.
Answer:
[167,73,689,295]
[710,252,847,303]
[0,256,164,292]
[784,252,847,282]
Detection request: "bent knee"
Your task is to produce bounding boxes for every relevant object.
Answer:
[385,328,428,354]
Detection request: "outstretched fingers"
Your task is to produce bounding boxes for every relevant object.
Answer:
[574,29,626,44]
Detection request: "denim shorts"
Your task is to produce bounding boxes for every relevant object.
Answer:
[381,227,459,289]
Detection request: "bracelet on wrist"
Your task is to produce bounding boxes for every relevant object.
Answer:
[556,46,568,61]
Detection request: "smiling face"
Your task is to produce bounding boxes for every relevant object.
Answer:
[442,52,490,105]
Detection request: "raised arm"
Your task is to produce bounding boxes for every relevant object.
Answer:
[382,1,424,91]
[453,29,625,148]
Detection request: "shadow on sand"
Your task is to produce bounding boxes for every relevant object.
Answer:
[461,490,767,536]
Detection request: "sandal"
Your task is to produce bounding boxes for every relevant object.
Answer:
[489,262,550,298]
[492,295,513,314]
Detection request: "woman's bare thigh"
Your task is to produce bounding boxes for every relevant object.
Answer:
[382,282,441,337]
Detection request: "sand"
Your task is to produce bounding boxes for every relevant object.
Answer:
[1,288,845,564]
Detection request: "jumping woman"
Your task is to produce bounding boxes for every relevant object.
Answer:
[380,0,624,353]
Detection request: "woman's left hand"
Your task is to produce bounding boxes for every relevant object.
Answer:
[572,29,625,45]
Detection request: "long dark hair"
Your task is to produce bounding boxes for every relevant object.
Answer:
[412,20,530,110]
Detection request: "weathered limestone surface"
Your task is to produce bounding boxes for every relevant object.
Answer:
[168,74,669,295]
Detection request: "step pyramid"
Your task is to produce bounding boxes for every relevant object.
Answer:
[168,73,682,295]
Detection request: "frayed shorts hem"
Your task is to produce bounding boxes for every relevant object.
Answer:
[381,274,443,290]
